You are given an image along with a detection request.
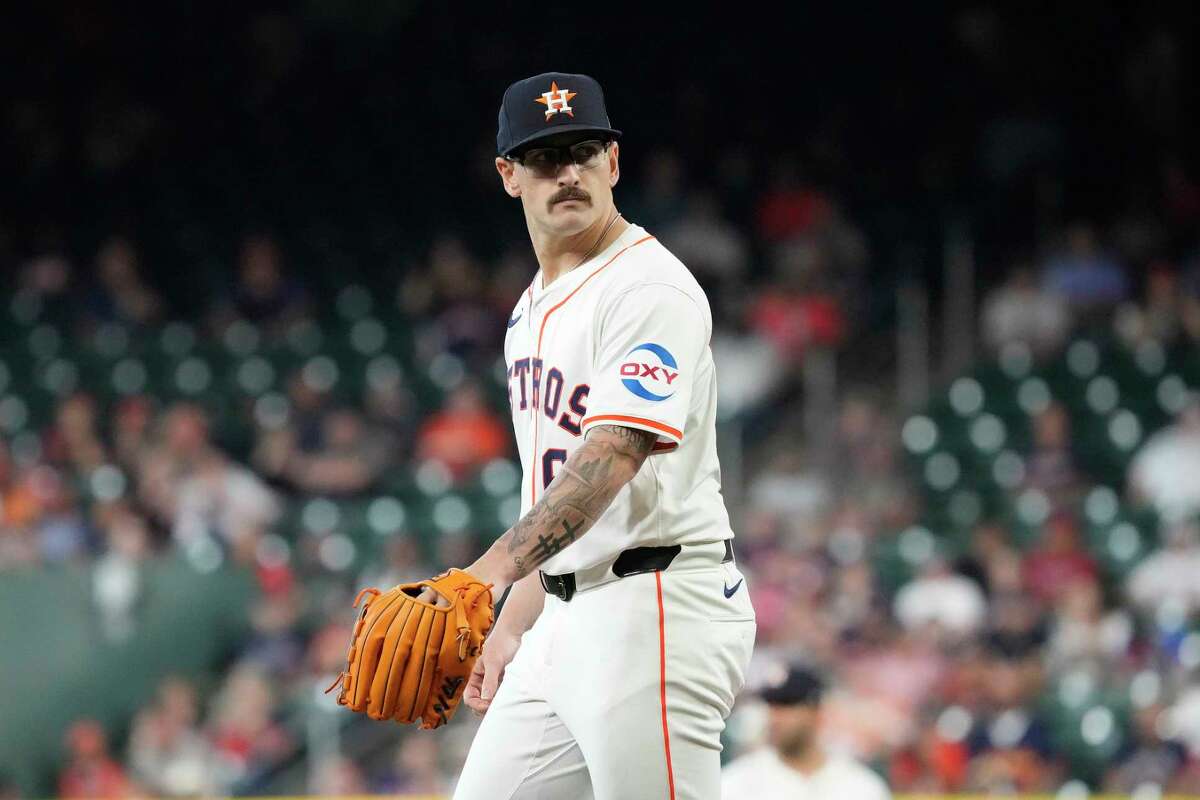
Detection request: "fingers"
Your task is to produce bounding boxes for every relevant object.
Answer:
[464,657,490,714]
[416,585,451,608]
[479,651,504,707]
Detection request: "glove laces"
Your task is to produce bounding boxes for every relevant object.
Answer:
[453,582,493,660]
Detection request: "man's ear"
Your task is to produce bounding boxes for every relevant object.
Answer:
[496,158,522,198]
[608,142,620,188]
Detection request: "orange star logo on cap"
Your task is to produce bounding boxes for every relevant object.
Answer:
[535,81,577,121]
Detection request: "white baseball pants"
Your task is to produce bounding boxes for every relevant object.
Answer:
[452,542,756,800]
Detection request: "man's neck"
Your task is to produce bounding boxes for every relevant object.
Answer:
[529,208,626,289]
[779,745,826,776]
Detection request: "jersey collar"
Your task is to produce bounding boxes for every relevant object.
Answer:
[528,224,644,308]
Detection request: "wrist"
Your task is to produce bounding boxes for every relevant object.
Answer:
[465,554,514,603]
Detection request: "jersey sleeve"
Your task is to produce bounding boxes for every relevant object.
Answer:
[580,283,708,451]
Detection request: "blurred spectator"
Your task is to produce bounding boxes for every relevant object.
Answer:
[127,677,217,797]
[359,533,431,590]
[254,404,388,495]
[310,755,367,796]
[962,654,1058,794]
[31,465,91,564]
[43,393,108,479]
[749,256,847,364]
[832,628,945,760]
[831,398,913,527]
[209,234,309,336]
[422,236,506,367]
[142,404,279,557]
[658,192,750,288]
[1127,394,1200,523]
[756,160,832,242]
[277,367,336,453]
[58,720,131,799]
[207,663,293,790]
[1169,685,1200,775]
[435,530,482,572]
[1044,576,1132,676]
[16,254,75,324]
[627,149,686,231]
[0,441,40,569]
[893,553,988,641]
[1041,223,1129,317]
[981,265,1071,356]
[710,295,785,420]
[826,560,880,641]
[1021,510,1098,606]
[362,369,419,462]
[748,449,833,525]
[1022,402,1085,509]
[85,236,165,328]
[111,395,158,474]
[1114,261,1185,345]
[305,620,355,695]
[722,665,891,798]
[1105,703,1186,793]
[371,735,451,795]
[1162,156,1200,226]
[415,381,510,483]
[955,520,1023,597]
[887,707,971,794]
[242,583,306,679]
[91,502,151,642]
[985,591,1048,660]
[1126,521,1200,615]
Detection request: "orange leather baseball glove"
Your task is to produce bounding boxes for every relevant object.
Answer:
[327,568,494,729]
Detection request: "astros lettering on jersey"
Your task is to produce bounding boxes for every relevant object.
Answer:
[503,222,734,575]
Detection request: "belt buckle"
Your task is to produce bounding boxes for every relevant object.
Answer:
[539,571,573,602]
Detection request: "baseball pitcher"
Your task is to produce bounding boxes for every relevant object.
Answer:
[331,71,755,800]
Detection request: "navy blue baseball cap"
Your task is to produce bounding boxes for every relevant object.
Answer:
[497,72,622,157]
[759,665,826,706]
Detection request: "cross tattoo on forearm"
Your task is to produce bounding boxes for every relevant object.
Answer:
[529,518,584,564]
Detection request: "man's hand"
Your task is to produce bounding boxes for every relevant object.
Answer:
[464,632,521,716]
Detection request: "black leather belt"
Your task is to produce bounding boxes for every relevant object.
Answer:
[539,540,734,602]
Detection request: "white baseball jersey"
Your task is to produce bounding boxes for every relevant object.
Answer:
[503,222,734,574]
[721,748,892,800]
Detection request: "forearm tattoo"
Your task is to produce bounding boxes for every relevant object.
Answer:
[504,425,656,576]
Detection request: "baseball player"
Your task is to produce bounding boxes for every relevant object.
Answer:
[444,71,756,799]
[721,666,892,799]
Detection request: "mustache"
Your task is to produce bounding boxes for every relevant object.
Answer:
[548,187,591,208]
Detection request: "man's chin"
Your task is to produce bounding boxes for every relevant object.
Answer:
[544,203,594,229]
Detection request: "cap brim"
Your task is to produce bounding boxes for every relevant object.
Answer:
[501,125,622,157]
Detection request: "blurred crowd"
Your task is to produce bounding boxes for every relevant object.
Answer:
[0,157,1197,798]
[2,4,1199,798]
[0,162,867,797]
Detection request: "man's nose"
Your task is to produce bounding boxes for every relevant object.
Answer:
[555,159,583,185]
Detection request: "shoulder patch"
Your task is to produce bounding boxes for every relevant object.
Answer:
[620,342,680,401]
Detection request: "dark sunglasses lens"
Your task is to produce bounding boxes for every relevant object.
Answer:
[522,148,560,176]
[571,142,605,165]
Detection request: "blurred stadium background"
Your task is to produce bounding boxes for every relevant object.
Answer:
[2,2,1199,798]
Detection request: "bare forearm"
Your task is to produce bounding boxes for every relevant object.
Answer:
[468,425,656,593]
[491,573,545,639]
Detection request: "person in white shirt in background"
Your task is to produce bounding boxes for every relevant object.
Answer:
[722,665,891,799]
[1127,394,1200,525]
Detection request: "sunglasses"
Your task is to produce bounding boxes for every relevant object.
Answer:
[506,139,611,179]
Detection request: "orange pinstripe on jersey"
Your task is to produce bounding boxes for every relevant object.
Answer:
[656,572,677,800]
[580,414,683,442]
